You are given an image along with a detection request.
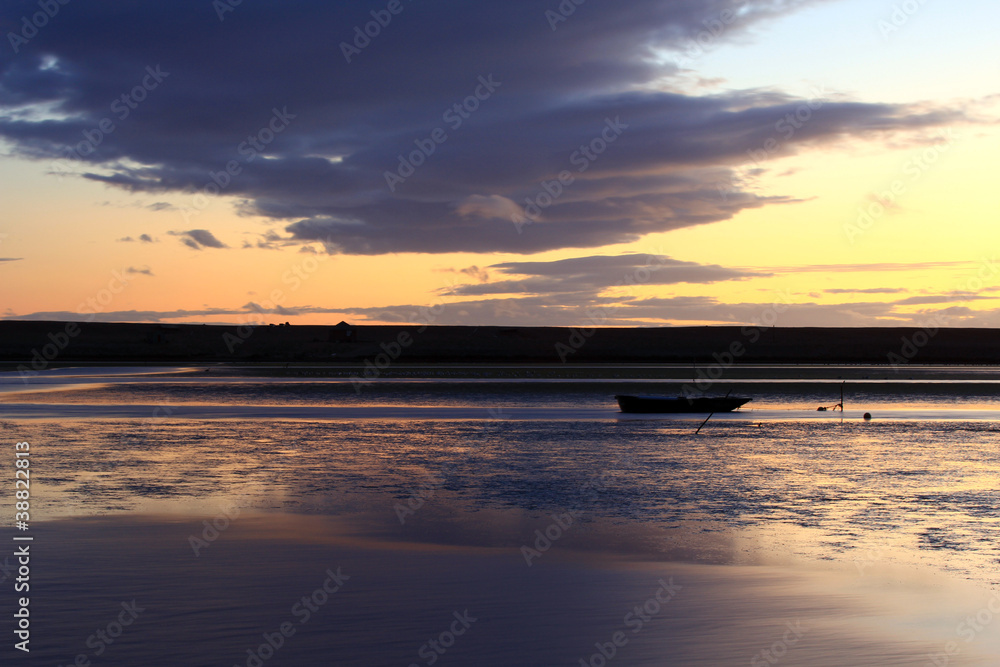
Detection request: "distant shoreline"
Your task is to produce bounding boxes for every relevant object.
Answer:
[1,320,997,366]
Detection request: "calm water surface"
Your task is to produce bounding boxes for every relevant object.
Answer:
[2,366,1000,665]
[3,365,998,588]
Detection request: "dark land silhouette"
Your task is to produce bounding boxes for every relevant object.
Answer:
[1,320,996,366]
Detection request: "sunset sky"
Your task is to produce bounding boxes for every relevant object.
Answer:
[1,0,998,327]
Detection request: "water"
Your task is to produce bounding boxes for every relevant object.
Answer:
[3,366,1000,582]
[1,365,999,665]
[6,412,1000,583]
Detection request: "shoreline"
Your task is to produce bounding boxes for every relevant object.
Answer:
[3,321,1000,365]
[6,361,1000,381]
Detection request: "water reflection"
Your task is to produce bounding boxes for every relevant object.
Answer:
[11,415,1000,589]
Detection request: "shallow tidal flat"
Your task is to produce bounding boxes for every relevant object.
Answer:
[1,365,999,664]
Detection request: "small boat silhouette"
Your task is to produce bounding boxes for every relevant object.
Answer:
[615,395,751,414]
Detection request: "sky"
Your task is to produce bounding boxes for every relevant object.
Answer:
[1,0,998,328]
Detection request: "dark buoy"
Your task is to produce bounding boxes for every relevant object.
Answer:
[863,412,872,421]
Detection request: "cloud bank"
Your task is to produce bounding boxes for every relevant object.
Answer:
[0,0,962,256]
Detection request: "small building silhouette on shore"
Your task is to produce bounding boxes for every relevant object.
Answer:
[329,321,355,343]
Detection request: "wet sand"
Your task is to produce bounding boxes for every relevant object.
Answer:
[2,512,998,666]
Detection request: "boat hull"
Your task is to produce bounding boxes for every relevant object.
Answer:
[615,395,751,414]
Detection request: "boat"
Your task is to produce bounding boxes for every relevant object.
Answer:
[615,394,751,414]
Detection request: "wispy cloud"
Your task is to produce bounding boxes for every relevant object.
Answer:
[242,230,288,250]
[169,229,228,250]
[7,289,999,328]
[444,254,766,297]
[825,288,907,294]
[767,261,970,273]
[3,303,349,323]
[118,233,158,243]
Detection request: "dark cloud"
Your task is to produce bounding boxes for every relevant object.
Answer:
[0,0,964,255]
[457,266,492,283]
[0,257,23,262]
[125,266,154,276]
[168,229,228,250]
[445,254,765,296]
